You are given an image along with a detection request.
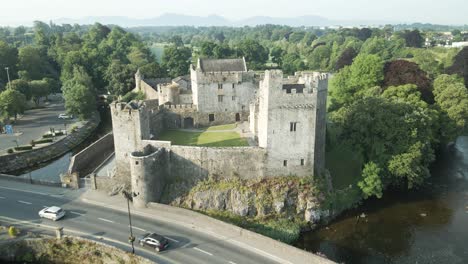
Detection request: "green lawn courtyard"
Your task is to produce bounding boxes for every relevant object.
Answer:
[159,124,248,147]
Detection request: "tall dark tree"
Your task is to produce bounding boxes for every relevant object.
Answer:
[334,47,357,70]
[446,46,468,86]
[383,60,433,103]
[402,30,424,48]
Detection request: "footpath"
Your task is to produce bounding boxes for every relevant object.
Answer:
[81,190,334,264]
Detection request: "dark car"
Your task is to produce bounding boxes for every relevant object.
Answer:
[138,233,169,252]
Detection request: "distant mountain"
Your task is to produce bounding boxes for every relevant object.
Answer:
[52,13,393,28]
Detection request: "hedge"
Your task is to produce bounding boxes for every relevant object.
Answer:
[14,145,33,151]
[34,138,53,144]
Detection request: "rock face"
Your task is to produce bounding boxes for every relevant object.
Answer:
[169,177,324,224]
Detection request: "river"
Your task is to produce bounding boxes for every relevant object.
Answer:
[296,136,468,264]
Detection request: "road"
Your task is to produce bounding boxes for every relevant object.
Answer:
[0,185,276,264]
[0,94,81,154]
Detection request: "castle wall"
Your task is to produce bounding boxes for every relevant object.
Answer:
[130,145,166,207]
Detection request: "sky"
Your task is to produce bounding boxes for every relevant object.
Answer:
[1,0,467,25]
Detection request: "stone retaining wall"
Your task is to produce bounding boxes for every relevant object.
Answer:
[147,202,334,264]
[68,132,114,176]
[0,173,62,187]
[0,115,100,174]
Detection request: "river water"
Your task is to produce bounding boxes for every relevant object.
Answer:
[296,136,468,264]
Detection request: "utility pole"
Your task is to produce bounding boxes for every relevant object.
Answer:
[5,67,11,90]
[122,190,137,254]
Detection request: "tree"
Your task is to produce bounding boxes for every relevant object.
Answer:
[402,30,424,48]
[335,97,436,191]
[199,41,218,58]
[307,45,331,70]
[18,46,48,80]
[358,162,383,199]
[334,47,357,70]
[62,67,96,119]
[105,60,136,96]
[29,79,51,106]
[237,39,269,69]
[433,74,468,139]
[282,53,305,75]
[0,89,26,120]
[446,46,468,86]
[383,60,433,103]
[331,54,384,108]
[213,43,234,59]
[9,79,31,100]
[0,41,18,88]
[162,45,192,78]
[271,46,285,66]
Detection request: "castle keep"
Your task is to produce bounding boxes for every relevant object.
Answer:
[111,58,328,207]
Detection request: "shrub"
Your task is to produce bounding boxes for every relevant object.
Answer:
[70,125,78,133]
[8,226,19,237]
[42,134,53,138]
[7,148,14,154]
[14,145,33,151]
[30,140,35,147]
[55,131,64,136]
[34,138,53,144]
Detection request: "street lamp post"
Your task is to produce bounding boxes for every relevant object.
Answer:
[4,67,11,90]
[122,190,137,254]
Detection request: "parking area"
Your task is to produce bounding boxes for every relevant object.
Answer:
[0,95,81,154]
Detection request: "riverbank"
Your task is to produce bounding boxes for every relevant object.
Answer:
[296,137,468,263]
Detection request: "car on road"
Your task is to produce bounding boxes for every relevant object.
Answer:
[139,233,169,252]
[58,113,73,119]
[39,206,66,221]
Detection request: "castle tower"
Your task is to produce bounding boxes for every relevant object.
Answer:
[256,70,328,177]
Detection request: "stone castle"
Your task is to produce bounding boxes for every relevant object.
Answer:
[110,58,328,207]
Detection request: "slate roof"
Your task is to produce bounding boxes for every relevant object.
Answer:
[198,58,247,72]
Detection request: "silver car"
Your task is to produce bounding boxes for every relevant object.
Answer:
[39,206,66,221]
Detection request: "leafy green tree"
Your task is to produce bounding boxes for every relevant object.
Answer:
[307,45,331,70]
[433,74,468,139]
[199,41,218,58]
[18,46,49,80]
[105,60,137,96]
[237,39,269,69]
[282,53,305,75]
[9,79,31,100]
[62,67,96,119]
[358,162,383,199]
[0,89,26,120]
[330,54,384,108]
[271,46,285,66]
[213,43,234,59]
[29,79,51,106]
[0,41,18,89]
[162,45,192,78]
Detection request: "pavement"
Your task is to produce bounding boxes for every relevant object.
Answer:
[0,95,82,154]
[0,179,288,264]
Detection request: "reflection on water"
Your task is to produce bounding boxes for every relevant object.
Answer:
[296,137,468,264]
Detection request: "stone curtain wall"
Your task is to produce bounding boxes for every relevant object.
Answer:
[68,132,114,177]
[0,116,100,174]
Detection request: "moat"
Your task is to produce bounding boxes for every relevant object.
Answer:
[296,136,468,264]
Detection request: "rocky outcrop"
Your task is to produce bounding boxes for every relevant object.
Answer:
[168,176,327,224]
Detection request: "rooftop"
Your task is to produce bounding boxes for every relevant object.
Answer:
[198,58,247,73]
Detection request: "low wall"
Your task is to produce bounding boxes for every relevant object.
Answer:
[68,132,114,176]
[147,202,334,264]
[0,173,62,187]
[0,115,100,174]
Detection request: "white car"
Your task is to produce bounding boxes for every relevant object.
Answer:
[39,206,66,221]
[58,113,73,119]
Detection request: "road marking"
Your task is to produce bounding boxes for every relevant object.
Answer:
[0,186,63,197]
[0,196,5,199]
[166,237,180,243]
[130,225,146,232]
[18,200,32,205]
[98,218,114,223]
[228,261,237,264]
[70,211,84,216]
[193,247,213,256]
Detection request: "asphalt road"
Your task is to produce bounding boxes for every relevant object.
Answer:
[0,95,81,154]
[0,186,275,264]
